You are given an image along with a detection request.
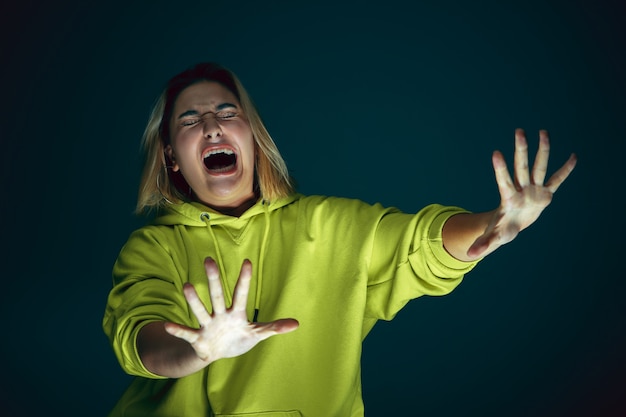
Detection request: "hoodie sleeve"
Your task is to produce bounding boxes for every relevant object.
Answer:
[102,226,193,379]
[365,204,480,321]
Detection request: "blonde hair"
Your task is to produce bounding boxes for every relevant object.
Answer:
[135,63,294,214]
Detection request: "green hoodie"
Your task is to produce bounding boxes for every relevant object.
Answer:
[103,194,479,416]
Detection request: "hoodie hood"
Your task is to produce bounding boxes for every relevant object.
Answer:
[153,193,301,227]
[149,193,301,321]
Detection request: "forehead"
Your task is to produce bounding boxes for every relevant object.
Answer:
[173,81,239,111]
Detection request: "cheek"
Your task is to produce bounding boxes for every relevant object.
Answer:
[246,138,256,167]
[172,129,199,156]
[235,125,255,163]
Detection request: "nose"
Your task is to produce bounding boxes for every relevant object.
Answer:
[203,114,222,140]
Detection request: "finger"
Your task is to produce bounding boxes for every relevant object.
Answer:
[183,283,213,324]
[492,150,516,201]
[514,128,530,188]
[531,130,551,185]
[231,259,252,313]
[205,257,226,314]
[164,322,200,344]
[545,153,578,193]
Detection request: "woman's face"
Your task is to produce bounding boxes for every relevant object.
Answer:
[165,81,256,212]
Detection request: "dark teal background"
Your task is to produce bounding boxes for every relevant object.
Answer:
[2,0,624,415]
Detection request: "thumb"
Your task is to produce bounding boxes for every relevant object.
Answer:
[467,234,490,259]
[256,318,299,341]
[272,318,299,334]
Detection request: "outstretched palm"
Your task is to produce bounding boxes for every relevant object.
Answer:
[164,258,299,363]
[467,129,577,258]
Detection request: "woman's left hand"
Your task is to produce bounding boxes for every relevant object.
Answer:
[467,129,577,258]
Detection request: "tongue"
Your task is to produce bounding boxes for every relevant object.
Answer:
[204,153,236,172]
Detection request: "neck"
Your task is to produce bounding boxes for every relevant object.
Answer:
[202,191,260,217]
[213,198,257,217]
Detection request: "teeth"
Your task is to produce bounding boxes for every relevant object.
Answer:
[203,148,234,159]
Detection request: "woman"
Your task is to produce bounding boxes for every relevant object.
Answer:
[103,62,576,416]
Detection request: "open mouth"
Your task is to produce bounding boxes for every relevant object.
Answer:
[203,148,237,173]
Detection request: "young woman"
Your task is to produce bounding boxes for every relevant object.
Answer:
[103,62,576,416]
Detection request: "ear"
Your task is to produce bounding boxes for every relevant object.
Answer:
[164,145,180,172]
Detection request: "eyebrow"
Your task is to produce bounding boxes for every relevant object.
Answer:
[176,103,237,119]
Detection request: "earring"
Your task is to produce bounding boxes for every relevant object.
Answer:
[156,168,174,205]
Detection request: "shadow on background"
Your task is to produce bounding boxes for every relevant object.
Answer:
[1,0,624,416]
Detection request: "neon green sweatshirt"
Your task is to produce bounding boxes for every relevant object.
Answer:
[103,194,479,416]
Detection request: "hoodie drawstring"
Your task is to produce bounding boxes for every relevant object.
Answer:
[201,213,233,306]
[200,205,271,323]
[254,201,272,322]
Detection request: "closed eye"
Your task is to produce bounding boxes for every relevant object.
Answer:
[181,118,201,127]
[216,111,237,119]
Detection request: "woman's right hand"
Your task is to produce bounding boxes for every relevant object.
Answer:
[164,257,299,364]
